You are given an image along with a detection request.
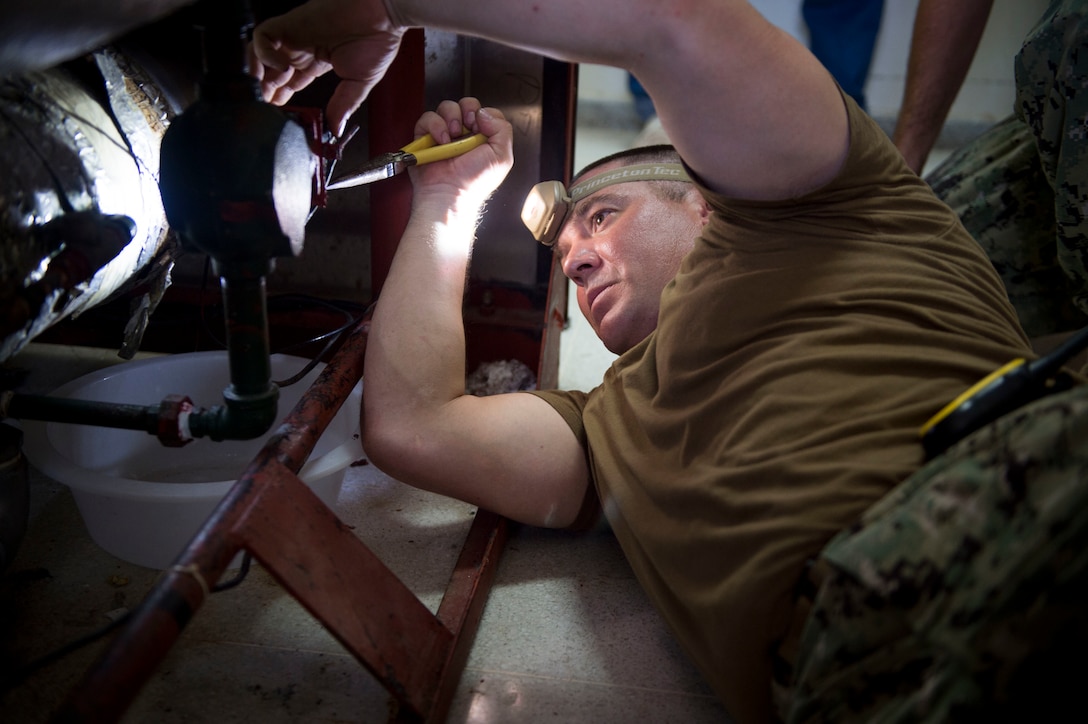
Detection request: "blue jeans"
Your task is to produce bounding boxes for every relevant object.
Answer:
[802,0,885,111]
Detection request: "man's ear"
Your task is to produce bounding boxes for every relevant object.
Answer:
[696,196,711,226]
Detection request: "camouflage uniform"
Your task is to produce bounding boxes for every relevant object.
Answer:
[773,7,1088,718]
[926,0,1088,338]
[783,382,1088,722]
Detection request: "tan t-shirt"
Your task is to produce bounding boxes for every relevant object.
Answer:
[531,96,1031,724]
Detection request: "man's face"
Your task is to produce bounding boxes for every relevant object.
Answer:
[553,163,708,354]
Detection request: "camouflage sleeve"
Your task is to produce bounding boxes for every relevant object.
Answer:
[1015,0,1088,318]
[784,382,1088,722]
[925,0,1088,338]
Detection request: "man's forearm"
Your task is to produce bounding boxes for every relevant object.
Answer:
[364,195,480,432]
[387,0,656,69]
[892,0,994,174]
[363,99,508,427]
[256,0,848,201]
[389,0,847,201]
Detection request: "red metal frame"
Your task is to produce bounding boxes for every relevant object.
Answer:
[367,30,425,297]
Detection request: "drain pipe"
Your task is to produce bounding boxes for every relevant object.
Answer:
[1,262,278,445]
[0,263,279,446]
[146,0,309,444]
[185,266,279,442]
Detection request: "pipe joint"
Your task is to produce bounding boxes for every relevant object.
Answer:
[186,383,279,442]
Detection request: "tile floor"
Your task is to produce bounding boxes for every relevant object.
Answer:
[1,342,727,723]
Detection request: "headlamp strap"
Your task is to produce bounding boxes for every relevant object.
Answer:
[567,163,691,202]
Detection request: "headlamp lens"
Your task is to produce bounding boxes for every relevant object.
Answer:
[520,180,570,247]
[520,162,692,248]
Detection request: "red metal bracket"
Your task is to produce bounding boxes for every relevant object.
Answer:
[283,105,361,210]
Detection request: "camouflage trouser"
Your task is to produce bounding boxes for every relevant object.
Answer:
[925,0,1088,339]
[782,383,1088,723]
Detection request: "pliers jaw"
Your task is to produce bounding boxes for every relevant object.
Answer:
[326,152,415,190]
[325,132,485,191]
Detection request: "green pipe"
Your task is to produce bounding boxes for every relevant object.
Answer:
[3,272,282,444]
[4,394,162,435]
[186,269,279,442]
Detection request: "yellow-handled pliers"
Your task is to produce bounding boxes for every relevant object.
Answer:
[326,132,487,190]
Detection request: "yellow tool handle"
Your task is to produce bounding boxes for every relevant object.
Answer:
[402,132,487,165]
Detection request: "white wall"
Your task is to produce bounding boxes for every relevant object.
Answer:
[578,0,1051,127]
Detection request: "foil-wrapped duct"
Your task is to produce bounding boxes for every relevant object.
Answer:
[0,48,176,362]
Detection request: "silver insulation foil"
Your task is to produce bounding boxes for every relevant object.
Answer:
[0,48,176,361]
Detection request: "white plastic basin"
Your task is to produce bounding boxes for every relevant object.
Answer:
[21,351,362,569]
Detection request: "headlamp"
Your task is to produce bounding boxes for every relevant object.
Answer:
[520,162,692,247]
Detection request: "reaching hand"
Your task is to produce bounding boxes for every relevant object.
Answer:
[252,0,405,136]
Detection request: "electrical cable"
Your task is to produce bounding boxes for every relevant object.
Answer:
[193,259,365,387]
[212,551,252,591]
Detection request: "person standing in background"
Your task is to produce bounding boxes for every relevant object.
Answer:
[892,0,1088,341]
[802,0,885,111]
[633,0,886,146]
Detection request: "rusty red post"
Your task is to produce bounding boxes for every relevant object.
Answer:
[53,313,513,723]
[367,29,425,297]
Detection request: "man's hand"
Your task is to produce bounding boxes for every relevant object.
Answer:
[252,0,405,136]
[408,98,514,212]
